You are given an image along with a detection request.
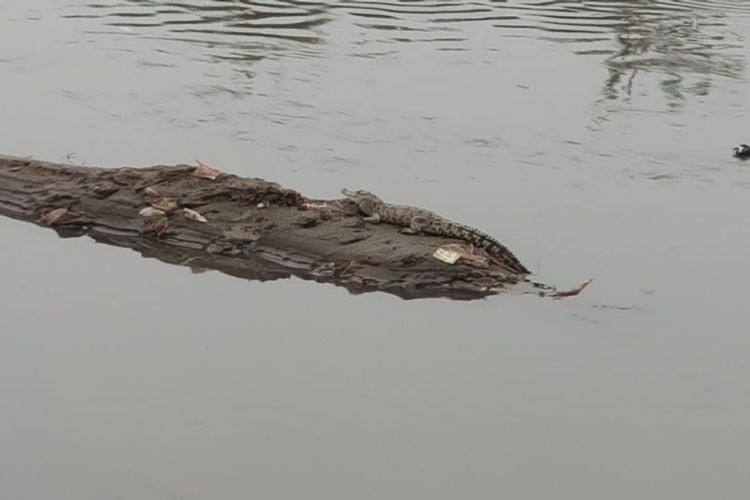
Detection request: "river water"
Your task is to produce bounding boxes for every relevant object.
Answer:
[2,1,750,498]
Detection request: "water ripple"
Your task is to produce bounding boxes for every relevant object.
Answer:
[65,1,332,58]
[64,0,748,104]
[340,0,748,104]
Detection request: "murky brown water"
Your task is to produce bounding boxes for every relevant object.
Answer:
[2,1,750,498]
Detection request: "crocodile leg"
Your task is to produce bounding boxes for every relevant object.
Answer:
[400,216,425,235]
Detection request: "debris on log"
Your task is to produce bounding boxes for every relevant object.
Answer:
[0,155,567,300]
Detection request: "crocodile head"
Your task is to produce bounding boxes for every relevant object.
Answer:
[341,188,384,215]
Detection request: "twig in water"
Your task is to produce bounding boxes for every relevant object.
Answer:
[550,278,593,299]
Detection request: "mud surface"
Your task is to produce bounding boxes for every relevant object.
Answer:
[0,155,538,299]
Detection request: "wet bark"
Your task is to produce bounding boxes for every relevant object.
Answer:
[0,155,543,299]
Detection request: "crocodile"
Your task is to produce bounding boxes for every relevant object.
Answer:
[341,188,530,274]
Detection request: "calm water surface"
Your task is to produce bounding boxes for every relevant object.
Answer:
[2,1,750,498]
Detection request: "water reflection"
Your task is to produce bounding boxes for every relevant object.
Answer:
[65,0,332,62]
[47,228,518,301]
[597,4,745,107]
[346,0,747,106]
[67,0,747,108]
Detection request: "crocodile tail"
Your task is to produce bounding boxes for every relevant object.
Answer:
[460,224,530,274]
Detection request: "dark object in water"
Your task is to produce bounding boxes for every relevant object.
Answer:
[731,144,750,158]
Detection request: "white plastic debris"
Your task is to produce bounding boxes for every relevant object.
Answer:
[433,243,490,268]
[182,208,207,223]
[139,207,165,217]
[433,246,462,265]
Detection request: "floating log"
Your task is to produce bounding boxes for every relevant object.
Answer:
[0,155,552,300]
